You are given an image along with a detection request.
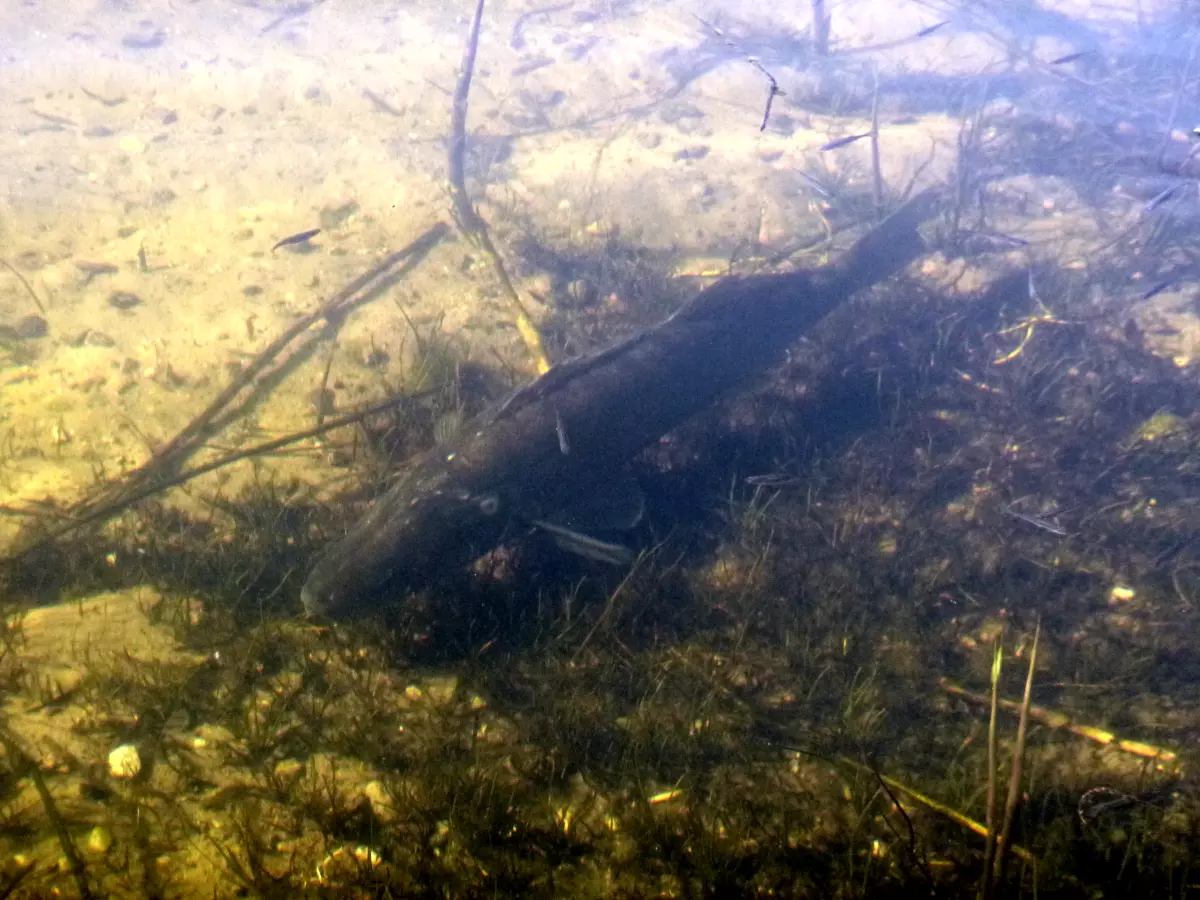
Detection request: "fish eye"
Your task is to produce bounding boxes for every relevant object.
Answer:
[477,493,501,515]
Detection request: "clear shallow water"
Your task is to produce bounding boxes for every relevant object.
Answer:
[1,1,1199,896]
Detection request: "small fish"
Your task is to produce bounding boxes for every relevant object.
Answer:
[961,230,1029,250]
[820,132,872,151]
[32,110,78,128]
[1050,51,1090,65]
[74,259,119,277]
[795,171,831,198]
[915,21,949,38]
[271,228,321,252]
[363,89,404,117]
[532,519,634,565]
[1006,506,1069,536]
[1140,280,1173,301]
[1143,182,1188,214]
[554,407,571,455]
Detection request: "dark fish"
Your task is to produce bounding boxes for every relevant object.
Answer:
[1140,280,1173,300]
[300,192,938,617]
[363,89,404,117]
[915,21,949,38]
[510,2,571,50]
[271,228,321,252]
[1050,51,1090,65]
[961,230,1028,250]
[820,132,872,151]
[1143,182,1188,213]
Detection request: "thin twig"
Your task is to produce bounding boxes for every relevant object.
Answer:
[691,16,783,131]
[0,723,93,900]
[7,387,445,547]
[1157,31,1200,170]
[996,619,1040,890]
[315,344,337,432]
[839,756,1034,863]
[873,766,937,892]
[811,0,830,55]
[0,256,47,317]
[448,0,550,374]
[4,226,448,555]
[869,66,885,221]
[981,635,1003,900]
[143,225,446,481]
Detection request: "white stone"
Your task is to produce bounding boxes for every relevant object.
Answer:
[108,744,141,778]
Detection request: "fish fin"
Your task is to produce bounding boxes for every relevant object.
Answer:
[531,519,635,565]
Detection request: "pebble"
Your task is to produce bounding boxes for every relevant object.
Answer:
[674,145,710,162]
[121,26,166,50]
[118,135,146,155]
[108,291,143,310]
[85,330,117,348]
[75,259,119,279]
[14,315,48,339]
[108,744,141,778]
[85,825,114,855]
[308,387,337,416]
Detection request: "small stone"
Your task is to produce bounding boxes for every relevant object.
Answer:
[108,291,143,310]
[318,200,359,231]
[118,134,146,154]
[84,330,117,348]
[1109,585,1136,604]
[75,259,119,279]
[14,315,48,339]
[309,387,337,416]
[424,675,459,705]
[563,279,598,308]
[274,759,303,780]
[673,145,710,162]
[362,780,392,818]
[108,744,141,778]
[85,825,114,855]
[361,346,389,368]
[122,26,166,50]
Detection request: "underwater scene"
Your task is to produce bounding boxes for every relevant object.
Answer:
[3,0,1200,896]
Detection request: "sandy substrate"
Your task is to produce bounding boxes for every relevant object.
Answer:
[3,0,1195,537]
[0,0,974,532]
[2,0,1200,891]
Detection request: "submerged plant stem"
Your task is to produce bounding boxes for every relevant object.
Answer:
[449,0,551,375]
[0,723,93,900]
